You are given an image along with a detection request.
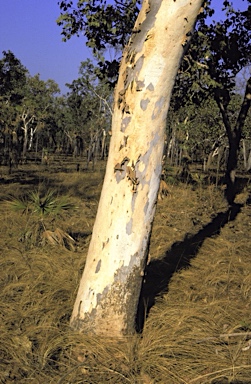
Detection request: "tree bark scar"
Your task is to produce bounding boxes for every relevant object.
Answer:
[117,0,162,107]
[95,259,101,273]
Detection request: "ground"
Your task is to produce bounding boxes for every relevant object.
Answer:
[0,154,251,383]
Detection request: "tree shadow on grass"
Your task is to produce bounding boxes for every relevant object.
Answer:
[136,198,250,332]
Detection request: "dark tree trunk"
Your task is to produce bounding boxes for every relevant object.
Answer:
[215,77,251,205]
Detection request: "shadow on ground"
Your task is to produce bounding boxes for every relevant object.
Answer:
[136,198,250,332]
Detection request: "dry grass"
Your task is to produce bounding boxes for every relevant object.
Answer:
[0,156,251,383]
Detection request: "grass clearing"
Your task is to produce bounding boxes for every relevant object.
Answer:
[0,156,251,383]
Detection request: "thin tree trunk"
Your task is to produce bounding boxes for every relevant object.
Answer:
[22,123,28,159]
[247,149,251,172]
[216,77,251,204]
[242,139,247,170]
[70,0,203,337]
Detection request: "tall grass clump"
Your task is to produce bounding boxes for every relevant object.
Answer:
[3,189,76,249]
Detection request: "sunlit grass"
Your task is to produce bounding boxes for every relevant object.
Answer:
[0,158,251,383]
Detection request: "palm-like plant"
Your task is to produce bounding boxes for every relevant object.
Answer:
[8,190,74,216]
[4,189,76,249]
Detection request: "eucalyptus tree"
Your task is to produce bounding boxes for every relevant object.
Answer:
[58,0,204,337]
[166,97,223,167]
[173,0,251,203]
[0,51,61,160]
[65,59,112,162]
[59,1,251,205]
[0,51,28,159]
[18,75,60,158]
[0,50,27,103]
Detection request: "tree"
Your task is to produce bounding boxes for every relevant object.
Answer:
[0,50,27,104]
[166,97,223,167]
[64,59,112,162]
[0,51,28,163]
[18,74,60,158]
[57,0,141,85]
[173,1,251,203]
[0,51,61,162]
[63,0,204,337]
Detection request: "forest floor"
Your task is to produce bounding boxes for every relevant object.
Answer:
[0,154,251,384]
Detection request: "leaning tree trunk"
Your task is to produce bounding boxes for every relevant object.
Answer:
[70,0,203,337]
[216,77,251,205]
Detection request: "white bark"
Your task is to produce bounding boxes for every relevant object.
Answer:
[21,110,34,156]
[70,0,203,337]
[246,148,251,171]
[28,126,38,151]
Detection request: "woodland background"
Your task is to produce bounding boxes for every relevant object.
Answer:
[1,1,251,382]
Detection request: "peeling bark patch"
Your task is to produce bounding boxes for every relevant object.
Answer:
[96,286,109,308]
[119,135,129,151]
[128,1,162,54]
[138,131,162,187]
[141,151,151,168]
[131,190,137,212]
[121,116,131,132]
[134,55,144,76]
[149,0,162,12]
[123,55,145,92]
[115,170,126,183]
[146,82,154,92]
[152,96,166,120]
[126,218,133,235]
[95,259,101,273]
[136,161,149,189]
[102,238,110,249]
[140,132,159,167]
[140,98,150,111]
[136,80,145,91]
[144,200,149,215]
[151,131,161,147]
[71,264,147,334]
[138,176,150,190]
[124,67,135,89]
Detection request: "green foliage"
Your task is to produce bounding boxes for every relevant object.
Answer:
[56,0,251,177]
[57,0,140,47]
[5,189,75,218]
[0,50,62,158]
[0,51,28,139]
[57,0,141,82]
[20,74,61,153]
[4,190,76,249]
[166,97,223,164]
[174,1,251,106]
[63,59,112,151]
[169,1,251,203]
[0,50,27,103]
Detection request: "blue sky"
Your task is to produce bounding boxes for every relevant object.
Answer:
[0,0,249,95]
[0,0,90,94]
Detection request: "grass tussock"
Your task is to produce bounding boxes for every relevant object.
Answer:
[0,157,251,383]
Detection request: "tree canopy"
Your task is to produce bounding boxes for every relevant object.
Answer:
[57,0,141,83]
[2,0,251,178]
[0,50,28,104]
[0,50,113,163]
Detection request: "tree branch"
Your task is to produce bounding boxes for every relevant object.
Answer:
[214,93,233,142]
